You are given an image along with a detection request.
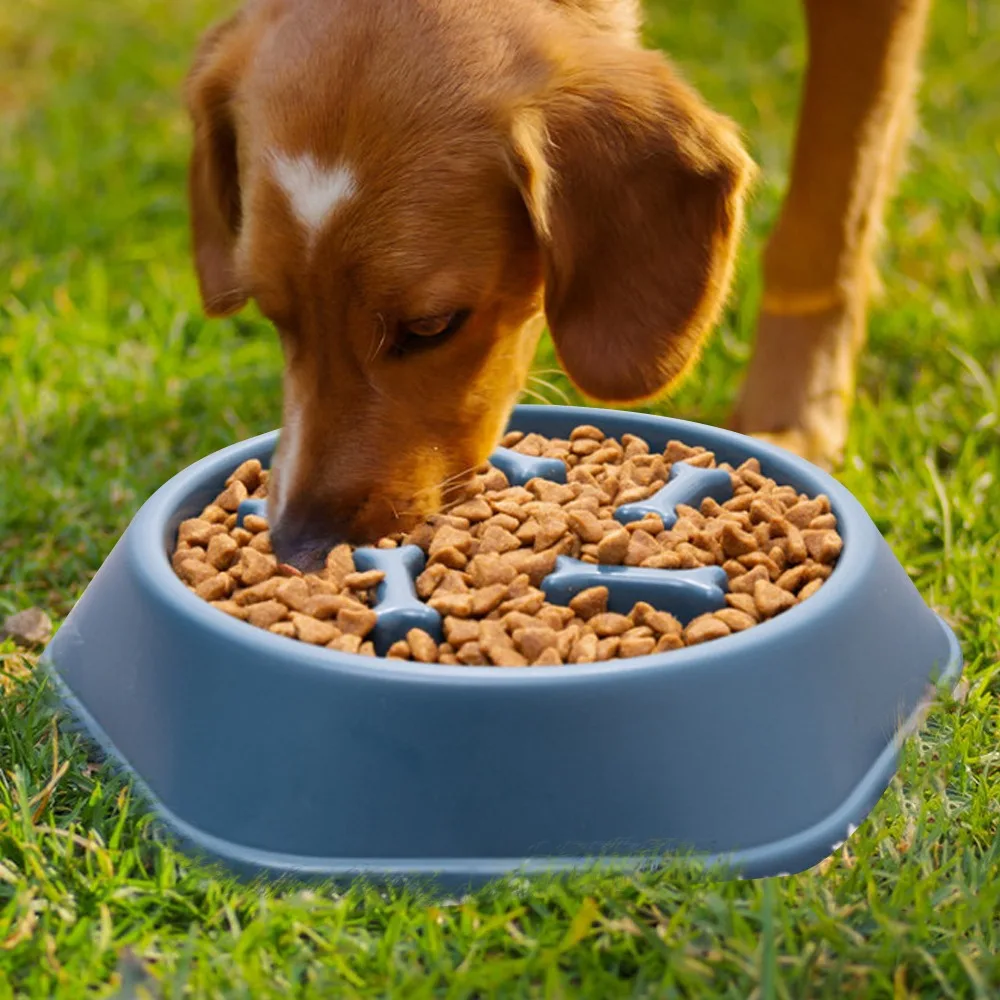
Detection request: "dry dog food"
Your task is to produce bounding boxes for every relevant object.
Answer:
[171,427,843,666]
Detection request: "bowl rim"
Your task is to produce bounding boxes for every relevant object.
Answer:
[137,405,878,686]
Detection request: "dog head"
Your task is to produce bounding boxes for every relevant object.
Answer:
[186,0,754,568]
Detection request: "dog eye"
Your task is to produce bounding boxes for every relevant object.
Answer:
[392,310,470,356]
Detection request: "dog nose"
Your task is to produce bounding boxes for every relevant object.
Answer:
[269,508,346,573]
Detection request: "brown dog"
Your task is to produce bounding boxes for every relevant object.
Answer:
[185,0,930,570]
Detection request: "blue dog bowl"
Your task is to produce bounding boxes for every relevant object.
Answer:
[42,405,962,886]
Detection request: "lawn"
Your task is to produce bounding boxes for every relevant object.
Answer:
[1,0,998,995]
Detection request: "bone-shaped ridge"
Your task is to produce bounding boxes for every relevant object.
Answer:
[615,461,733,528]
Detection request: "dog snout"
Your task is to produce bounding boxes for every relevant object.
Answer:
[269,502,349,572]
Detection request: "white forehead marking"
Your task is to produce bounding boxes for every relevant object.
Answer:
[269,152,357,236]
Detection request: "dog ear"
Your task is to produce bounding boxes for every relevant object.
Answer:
[185,15,252,317]
[509,43,755,402]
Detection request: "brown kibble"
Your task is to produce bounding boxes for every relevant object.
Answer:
[343,570,386,591]
[456,641,488,665]
[655,632,685,652]
[685,614,731,645]
[567,509,605,544]
[785,498,824,529]
[776,564,812,593]
[429,592,475,617]
[444,617,480,647]
[528,479,575,505]
[215,479,248,513]
[236,546,277,586]
[803,529,843,564]
[570,424,605,442]
[588,612,632,637]
[226,458,263,492]
[714,608,756,632]
[625,529,660,566]
[641,551,683,569]
[427,543,467,569]
[330,633,364,654]
[230,527,253,547]
[301,593,358,619]
[246,600,288,629]
[725,592,760,620]
[513,625,559,660]
[596,636,621,660]
[754,579,799,618]
[243,514,269,534]
[720,521,758,558]
[275,576,311,612]
[729,564,770,595]
[248,530,273,554]
[799,578,824,600]
[325,544,356,587]
[450,497,492,521]
[206,533,239,569]
[386,640,411,660]
[533,647,563,666]
[569,632,600,663]
[568,586,608,620]
[429,524,473,557]
[201,504,228,525]
[178,518,224,547]
[269,621,297,638]
[597,527,630,564]
[467,553,518,588]
[195,572,236,601]
[292,614,339,646]
[210,600,248,621]
[359,641,376,656]
[337,605,378,637]
[407,629,439,663]
[631,603,682,636]
[415,563,448,598]
[478,524,522,555]
[177,558,217,587]
[619,634,656,657]
[471,583,509,616]
[497,590,546,616]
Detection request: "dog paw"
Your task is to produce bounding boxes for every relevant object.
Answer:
[729,305,861,471]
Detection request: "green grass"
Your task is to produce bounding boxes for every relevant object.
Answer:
[1,0,999,995]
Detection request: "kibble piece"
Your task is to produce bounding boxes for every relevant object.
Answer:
[714,608,756,632]
[236,547,277,586]
[684,614,731,645]
[596,636,621,661]
[206,533,239,570]
[450,497,492,522]
[178,518,222,547]
[300,594,354,619]
[406,628,439,663]
[275,576,312,612]
[625,529,660,566]
[246,600,289,629]
[528,479,575,505]
[655,632,685,652]
[195,572,236,601]
[386,640,412,660]
[513,625,559,661]
[596,528,630,564]
[785,498,825,529]
[798,578,824,600]
[215,479,248,513]
[456,641,488,665]
[588,612,632,637]
[177,559,217,587]
[631,603,682,636]
[533,647,563,666]
[471,583,509,616]
[725,593,760,620]
[444,617,480,647]
[619,634,656,657]
[429,524,474,558]
[570,424,605,442]
[415,563,448,598]
[776,564,811,593]
[248,530,273,554]
[201,504,228,525]
[337,606,378,637]
[226,458,263,492]
[343,569,386,591]
[720,521,758,558]
[754,580,798,618]
[568,586,608,620]
[292,614,339,646]
[331,633,364,654]
[325,544,356,587]
[641,551,683,570]
[210,599,248,621]
[802,529,843,564]
[269,621,297,638]
[359,641,376,656]
[243,514,269,534]
[429,592,475,617]
[230,527,253,547]
[729,564,770,595]
[478,524,522,555]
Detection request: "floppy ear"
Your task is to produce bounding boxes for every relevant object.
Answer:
[184,15,252,317]
[510,44,755,402]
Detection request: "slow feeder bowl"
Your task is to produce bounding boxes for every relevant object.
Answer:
[43,405,962,886]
